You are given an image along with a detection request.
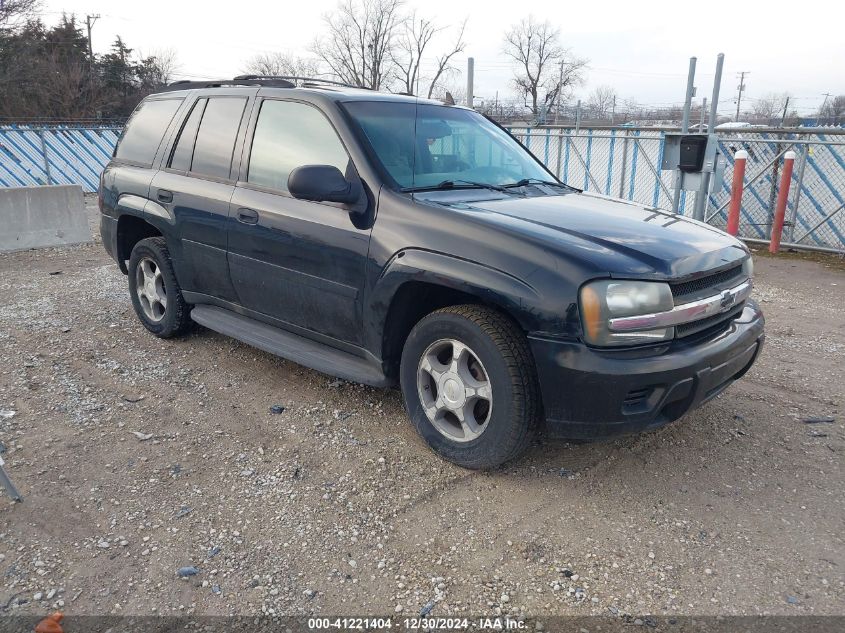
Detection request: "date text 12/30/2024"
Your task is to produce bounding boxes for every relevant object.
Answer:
[307,617,527,630]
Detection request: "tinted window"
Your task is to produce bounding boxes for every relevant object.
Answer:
[248,100,350,191]
[190,97,247,179]
[115,98,182,165]
[169,98,206,171]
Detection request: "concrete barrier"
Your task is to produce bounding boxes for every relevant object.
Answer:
[0,185,91,253]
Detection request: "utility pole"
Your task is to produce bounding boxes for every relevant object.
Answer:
[780,96,790,128]
[554,60,565,125]
[700,97,707,129]
[819,92,832,124]
[611,95,616,125]
[735,71,749,121]
[466,57,474,109]
[85,14,100,63]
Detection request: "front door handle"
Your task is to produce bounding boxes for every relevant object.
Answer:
[236,207,259,224]
[157,189,173,203]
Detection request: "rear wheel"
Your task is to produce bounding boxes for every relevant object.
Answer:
[400,305,540,469]
[127,237,191,338]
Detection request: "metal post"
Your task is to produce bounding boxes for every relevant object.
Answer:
[466,57,474,109]
[575,100,582,135]
[787,145,808,241]
[693,53,724,221]
[618,131,629,199]
[726,150,748,235]
[769,151,796,253]
[672,57,697,215]
[38,129,53,185]
[0,456,22,502]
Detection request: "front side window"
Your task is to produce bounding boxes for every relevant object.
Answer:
[114,98,182,166]
[190,97,247,179]
[343,101,551,190]
[247,100,350,192]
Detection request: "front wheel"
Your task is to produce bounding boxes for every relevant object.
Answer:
[400,305,540,469]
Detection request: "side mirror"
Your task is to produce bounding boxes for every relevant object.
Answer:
[288,165,358,205]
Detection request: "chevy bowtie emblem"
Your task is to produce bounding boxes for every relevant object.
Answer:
[720,290,736,310]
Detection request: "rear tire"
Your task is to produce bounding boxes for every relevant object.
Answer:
[400,305,540,469]
[127,237,191,338]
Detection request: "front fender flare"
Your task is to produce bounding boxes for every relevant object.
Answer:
[366,248,542,356]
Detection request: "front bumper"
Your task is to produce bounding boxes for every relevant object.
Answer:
[529,300,765,439]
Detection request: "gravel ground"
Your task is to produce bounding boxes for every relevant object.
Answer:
[0,197,843,621]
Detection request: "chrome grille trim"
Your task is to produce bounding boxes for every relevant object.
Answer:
[608,279,752,333]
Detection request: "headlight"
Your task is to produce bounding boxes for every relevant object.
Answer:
[580,280,675,347]
[742,256,754,279]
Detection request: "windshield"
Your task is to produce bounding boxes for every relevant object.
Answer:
[343,101,553,190]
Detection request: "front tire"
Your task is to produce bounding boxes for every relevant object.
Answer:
[400,305,540,469]
[127,237,191,338]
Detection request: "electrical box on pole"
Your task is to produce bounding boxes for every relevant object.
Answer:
[661,133,724,193]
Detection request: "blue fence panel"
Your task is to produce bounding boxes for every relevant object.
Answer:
[0,126,121,192]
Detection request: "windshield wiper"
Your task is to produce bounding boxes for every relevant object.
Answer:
[502,178,577,191]
[405,179,520,195]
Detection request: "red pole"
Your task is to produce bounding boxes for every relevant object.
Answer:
[726,150,748,236]
[769,150,796,254]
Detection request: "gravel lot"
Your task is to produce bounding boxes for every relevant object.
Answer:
[0,197,843,622]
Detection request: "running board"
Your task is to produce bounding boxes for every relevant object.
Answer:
[190,305,391,388]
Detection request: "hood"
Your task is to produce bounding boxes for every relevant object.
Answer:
[421,190,749,279]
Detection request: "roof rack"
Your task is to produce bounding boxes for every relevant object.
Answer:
[156,78,296,93]
[233,75,370,90]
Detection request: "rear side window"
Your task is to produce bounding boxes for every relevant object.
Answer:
[115,98,182,165]
[169,98,207,171]
[247,100,350,191]
[189,97,247,180]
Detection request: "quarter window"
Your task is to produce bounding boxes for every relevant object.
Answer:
[248,100,350,192]
[190,97,248,180]
[114,98,182,166]
[169,98,207,171]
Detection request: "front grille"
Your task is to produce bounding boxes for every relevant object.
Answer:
[670,264,744,303]
[675,303,745,339]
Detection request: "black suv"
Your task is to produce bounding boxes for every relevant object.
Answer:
[100,76,764,469]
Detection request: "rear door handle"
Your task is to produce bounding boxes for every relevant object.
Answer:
[157,189,173,203]
[236,207,259,224]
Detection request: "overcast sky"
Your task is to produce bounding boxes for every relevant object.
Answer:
[40,0,842,115]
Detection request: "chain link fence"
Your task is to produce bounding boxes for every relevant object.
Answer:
[1,122,843,252]
[511,127,845,252]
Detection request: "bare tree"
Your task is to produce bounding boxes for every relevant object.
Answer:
[819,94,845,126]
[392,13,437,95]
[503,16,586,116]
[392,14,466,97]
[751,92,790,124]
[586,85,617,120]
[242,52,320,78]
[139,48,180,85]
[311,0,404,90]
[425,19,466,99]
[0,0,40,27]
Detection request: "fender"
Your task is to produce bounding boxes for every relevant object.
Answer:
[365,248,543,357]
